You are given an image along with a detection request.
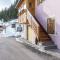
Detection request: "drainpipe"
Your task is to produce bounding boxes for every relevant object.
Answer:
[26,9,28,40]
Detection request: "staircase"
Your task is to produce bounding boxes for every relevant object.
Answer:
[27,9,57,50]
[34,17,57,50]
[34,17,51,42]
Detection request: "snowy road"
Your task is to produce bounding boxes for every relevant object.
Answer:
[0,37,59,60]
[0,21,59,60]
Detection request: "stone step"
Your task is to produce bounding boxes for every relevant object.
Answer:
[40,41,57,50]
[42,41,54,46]
[44,45,57,50]
[39,36,51,40]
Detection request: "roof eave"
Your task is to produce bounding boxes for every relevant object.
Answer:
[15,0,25,9]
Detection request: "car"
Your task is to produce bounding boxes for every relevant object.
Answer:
[0,25,3,32]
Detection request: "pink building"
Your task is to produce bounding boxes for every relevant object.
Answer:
[35,0,60,49]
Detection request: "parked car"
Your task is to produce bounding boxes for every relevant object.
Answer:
[0,25,3,32]
[11,23,16,28]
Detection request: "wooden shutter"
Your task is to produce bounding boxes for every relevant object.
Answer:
[47,18,55,34]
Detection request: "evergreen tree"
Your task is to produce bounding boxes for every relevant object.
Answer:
[0,0,18,22]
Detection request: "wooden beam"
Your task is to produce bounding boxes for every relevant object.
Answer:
[16,0,26,9]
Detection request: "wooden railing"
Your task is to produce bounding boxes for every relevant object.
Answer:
[27,9,40,38]
[18,9,27,24]
[17,8,51,41]
[18,9,27,16]
[27,9,51,42]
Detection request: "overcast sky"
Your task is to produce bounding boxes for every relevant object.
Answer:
[0,0,16,11]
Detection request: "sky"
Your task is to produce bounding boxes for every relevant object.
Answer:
[0,0,16,11]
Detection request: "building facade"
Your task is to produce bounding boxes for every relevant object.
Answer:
[16,0,38,44]
[16,0,60,49]
[35,0,60,49]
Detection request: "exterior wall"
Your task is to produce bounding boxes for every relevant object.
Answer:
[35,0,60,49]
[28,26,36,44]
[22,24,28,40]
[18,24,28,40]
[17,3,28,40]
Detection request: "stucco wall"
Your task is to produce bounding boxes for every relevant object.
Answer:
[28,27,36,44]
[35,0,60,49]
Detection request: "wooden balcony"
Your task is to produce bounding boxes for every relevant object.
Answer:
[18,9,27,16]
[27,10,39,37]
[16,0,26,8]
[17,11,29,24]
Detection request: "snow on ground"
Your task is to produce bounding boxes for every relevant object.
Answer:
[0,19,21,37]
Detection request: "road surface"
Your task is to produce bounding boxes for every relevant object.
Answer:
[0,37,59,60]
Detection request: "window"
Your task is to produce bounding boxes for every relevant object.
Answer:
[17,25,23,32]
[47,18,55,34]
[29,2,32,8]
[17,27,22,32]
[12,24,16,28]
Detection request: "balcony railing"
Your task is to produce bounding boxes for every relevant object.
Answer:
[27,9,40,38]
[18,8,40,38]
